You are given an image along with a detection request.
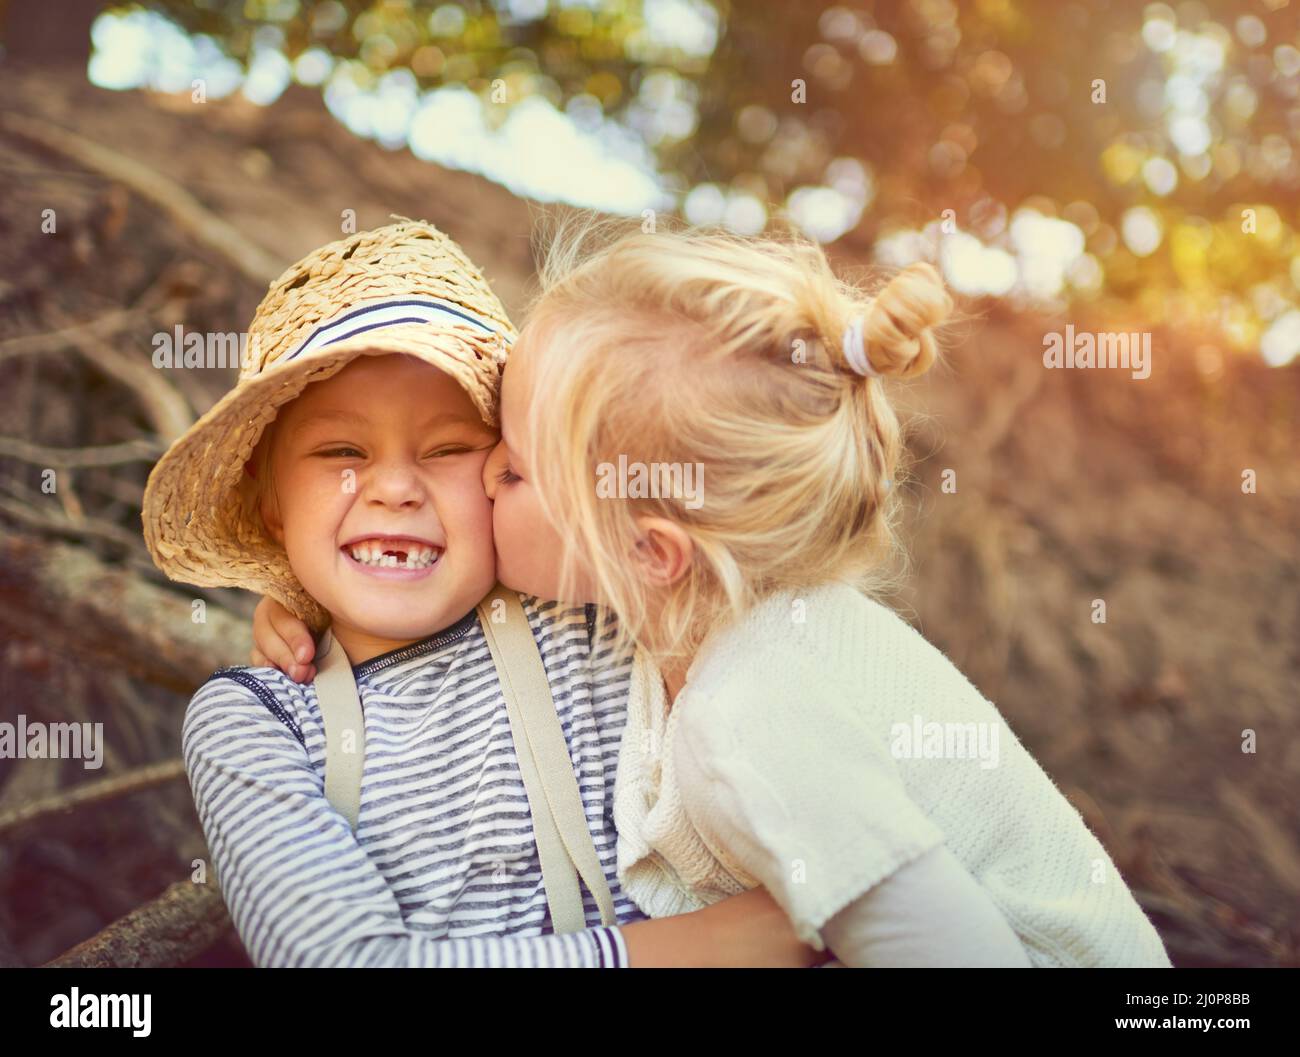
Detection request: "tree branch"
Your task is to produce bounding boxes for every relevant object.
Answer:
[0,491,146,552]
[44,880,233,968]
[0,111,285,286]
[0,435,164,468]
[0,530,253,693]
[0,759,187,839]
[44,304,196,445]
[0,306,144,363]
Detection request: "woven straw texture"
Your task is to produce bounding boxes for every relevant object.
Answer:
[142,218,517,631]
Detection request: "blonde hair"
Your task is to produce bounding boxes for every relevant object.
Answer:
[244,416,279,519]
[517,211,953,667]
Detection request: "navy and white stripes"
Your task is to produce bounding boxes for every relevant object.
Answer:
[284,297,504,363]
[183,596,644,967]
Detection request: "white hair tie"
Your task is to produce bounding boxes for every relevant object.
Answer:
[841,314,880,378]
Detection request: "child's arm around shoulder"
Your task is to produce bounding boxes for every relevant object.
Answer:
[183,668,626,968]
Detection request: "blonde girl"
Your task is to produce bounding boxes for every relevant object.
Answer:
[477,214,1171,968]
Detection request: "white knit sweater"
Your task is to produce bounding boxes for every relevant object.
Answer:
[613,582,1171,967]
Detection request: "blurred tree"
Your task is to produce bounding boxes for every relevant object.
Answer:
[56,1,1300,356]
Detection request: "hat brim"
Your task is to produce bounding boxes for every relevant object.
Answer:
[141,322,505,631]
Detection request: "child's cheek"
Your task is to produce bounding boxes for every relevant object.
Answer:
[494,490,539,573]
[442,460,496,542]
[282,471,353,546]
[308,468,351,509]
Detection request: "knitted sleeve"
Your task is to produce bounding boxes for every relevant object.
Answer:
[183,672,627,968]
[676,583,1173,967]
[671,652,947,950]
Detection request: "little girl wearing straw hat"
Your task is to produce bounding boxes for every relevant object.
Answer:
[142,218,821,968]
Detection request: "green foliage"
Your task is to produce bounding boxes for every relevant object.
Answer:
[118,0,1300,352]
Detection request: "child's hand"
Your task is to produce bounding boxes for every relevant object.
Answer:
[250,596,317,683]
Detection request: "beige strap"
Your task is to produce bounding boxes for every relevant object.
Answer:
[313,628,366,831]
[476,585,618,933]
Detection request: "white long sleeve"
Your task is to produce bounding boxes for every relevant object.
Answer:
[616,582,1172,967]
[820,845,1031,967]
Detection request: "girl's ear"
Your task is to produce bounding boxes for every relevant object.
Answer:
[631,516,694,587]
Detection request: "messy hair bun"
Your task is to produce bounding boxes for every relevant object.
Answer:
[518,211,955,666]
[843,262,953,380]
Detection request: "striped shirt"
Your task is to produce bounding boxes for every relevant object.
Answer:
[182,595,648,967]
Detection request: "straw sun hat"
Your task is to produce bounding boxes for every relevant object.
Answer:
[142,217,517,631]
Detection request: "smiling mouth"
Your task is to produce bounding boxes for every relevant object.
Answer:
[342,537,443,570]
